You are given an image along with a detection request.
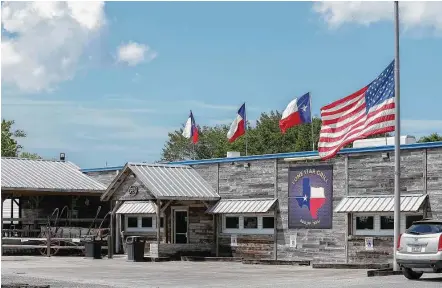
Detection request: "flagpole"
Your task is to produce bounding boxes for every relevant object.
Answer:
[245,102,248,156]
[310,92,315,151]
[393,0,401,272]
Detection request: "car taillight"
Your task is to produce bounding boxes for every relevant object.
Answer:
[397,233,402,250]
[438,234,442,251]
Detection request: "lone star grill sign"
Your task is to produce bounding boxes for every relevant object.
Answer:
[288,165,333,229]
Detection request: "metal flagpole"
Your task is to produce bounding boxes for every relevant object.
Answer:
[309,92,315,151]
[245,102,248,156]
[393,0,401,272]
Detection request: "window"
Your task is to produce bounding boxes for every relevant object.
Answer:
[127,217,138,228]
[225,217,239,229]
[356,216,374,230]
[125,214,164,231]
[244,217,258,229]
[160,217,164,228]
[262,217,275,229]
[406,215,423,229]
[352,213,425,236]
[222,214,274,234]
[380,216,394,230]
[408,222,442,234]
[141,217,153,228]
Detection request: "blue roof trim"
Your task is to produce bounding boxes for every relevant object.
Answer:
[80,141,442,172]
[81,165,123,173]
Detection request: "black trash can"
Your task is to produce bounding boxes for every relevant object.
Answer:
[126,236,145,262]
[84,238,102,259]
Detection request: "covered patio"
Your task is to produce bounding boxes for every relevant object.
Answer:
[101,162,220,258]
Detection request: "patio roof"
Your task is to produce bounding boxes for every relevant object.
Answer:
[1,157,107,195]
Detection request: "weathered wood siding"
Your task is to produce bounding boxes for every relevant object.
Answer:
[85,170,119,187]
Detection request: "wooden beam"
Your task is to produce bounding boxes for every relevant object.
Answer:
[160,201,171,213]
[156,199,161,249]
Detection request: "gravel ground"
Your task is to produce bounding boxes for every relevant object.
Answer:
[2,256,442,288]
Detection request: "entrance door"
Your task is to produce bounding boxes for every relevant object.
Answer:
[174,210,188,244]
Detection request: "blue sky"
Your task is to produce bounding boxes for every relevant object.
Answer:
[2,1,442,169]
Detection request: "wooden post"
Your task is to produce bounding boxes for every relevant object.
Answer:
[215,215,219,257]
[108,201,114,259]
[115,213,121,254]
[165,212,169,243]
[156,199,161,247]
[46,229,51,257]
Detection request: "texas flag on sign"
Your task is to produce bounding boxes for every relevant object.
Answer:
[182,111,199,144]
[295,178,326,219]
[279,92,312,133]
[227,103,246,143]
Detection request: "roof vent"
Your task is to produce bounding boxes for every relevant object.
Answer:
[227,151,241,158]
[60,153,66,161]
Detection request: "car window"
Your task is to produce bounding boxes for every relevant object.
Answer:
[407,223,442,234]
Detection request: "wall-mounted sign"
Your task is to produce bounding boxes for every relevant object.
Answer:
[231,235,238,247]
[290,234,297,248]
[288,165,333,229]
[365,237,374,251]
[128,185,138,196]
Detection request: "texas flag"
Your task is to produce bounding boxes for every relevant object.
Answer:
[227,103,246,143]
[279,92,312,133]
[182,111,199,144]
[295,178,326,219]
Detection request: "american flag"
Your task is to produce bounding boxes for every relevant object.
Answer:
[318,60,395,160]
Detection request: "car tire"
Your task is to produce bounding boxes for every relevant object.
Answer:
[402,268,423,280]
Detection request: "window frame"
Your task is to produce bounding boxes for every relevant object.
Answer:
[222,213,275,235]
[351,212,424,236]
[124,214,164,232]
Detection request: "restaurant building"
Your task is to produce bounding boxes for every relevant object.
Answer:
[82,140,442,264]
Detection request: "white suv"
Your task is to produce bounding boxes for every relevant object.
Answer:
[396,219,442,280]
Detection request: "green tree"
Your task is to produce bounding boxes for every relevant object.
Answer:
[2,119,26,157]
[1,119,41,159]
[160,110,322,162]
[20,152,42,160]
[418,133,442,143]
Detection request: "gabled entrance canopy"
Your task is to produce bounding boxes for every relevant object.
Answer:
[101,162,220,202]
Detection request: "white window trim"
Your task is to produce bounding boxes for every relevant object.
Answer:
[352,212,424,236]
[124,214,164,232]
[222,213,275,235]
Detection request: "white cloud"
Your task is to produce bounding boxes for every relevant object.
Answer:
[1,1,106,93]
[313,2,442,33]
[116,42,157,66]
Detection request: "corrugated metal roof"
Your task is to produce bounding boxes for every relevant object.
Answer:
[1,158,107,192]
[128,163,220,200]
[116,201,156,214]
[207,198,277,214]
[334,194,428,213]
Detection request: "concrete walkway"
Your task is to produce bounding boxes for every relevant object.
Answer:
[1,256,441,288]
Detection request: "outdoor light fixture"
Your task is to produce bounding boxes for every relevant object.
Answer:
[60,153,66,161]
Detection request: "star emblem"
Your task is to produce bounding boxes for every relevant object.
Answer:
[301,105,308,112]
